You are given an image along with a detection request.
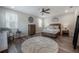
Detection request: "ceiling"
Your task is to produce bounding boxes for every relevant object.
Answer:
[4,6,78,18]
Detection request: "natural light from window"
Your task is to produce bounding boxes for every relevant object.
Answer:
[38,19,42,28]
[6,12,18,29]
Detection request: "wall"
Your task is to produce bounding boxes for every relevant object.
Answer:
[44,17,60,27]
[18,13,41,34]
[0,7,6,27]
[59,13,76,37]
[0,7,40,35]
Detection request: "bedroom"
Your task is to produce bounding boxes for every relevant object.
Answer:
[0,6,79,53]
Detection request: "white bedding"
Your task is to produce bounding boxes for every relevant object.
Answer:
[42,28,60,34]
[21,36,58,53]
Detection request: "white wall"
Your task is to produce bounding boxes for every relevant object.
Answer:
[0,7,6,27]
[60,13,76,37]
[17,12,29,35]
[18,13,41,34]
[44,17,60,27]
[0,7,40,35]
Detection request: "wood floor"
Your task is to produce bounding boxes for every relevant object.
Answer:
[55,36,79,53]
[8,34,79,53]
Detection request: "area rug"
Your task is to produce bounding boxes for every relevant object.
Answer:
[21,36,59,53]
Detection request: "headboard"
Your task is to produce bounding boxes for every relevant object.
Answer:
[50,23,61,34]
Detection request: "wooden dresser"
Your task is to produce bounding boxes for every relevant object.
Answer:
[28,24,36,35]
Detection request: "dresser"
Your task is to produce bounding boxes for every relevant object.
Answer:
[28,24,36,35]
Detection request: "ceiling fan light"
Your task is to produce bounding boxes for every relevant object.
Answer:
[65,10,68,13]
[10,6,15,9]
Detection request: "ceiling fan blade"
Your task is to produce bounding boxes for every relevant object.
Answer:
[40,8,50,15]
[45,8,50,11]
[44,12,50,14]
[42,8,45,12]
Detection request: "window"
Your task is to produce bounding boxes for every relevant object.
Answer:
[6,12,18,29]
[38,19,42,27]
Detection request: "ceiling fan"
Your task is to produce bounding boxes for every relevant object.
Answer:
[40,8,50,15]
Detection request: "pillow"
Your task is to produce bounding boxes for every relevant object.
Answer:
[53,26,59,29]
[47,25,53,29]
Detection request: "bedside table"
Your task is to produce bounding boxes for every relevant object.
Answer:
[62,29,70,36]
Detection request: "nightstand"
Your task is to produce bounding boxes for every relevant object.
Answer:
[62,29,70,36]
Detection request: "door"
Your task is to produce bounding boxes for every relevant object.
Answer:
[73,16,79,49]
[28,24,36,35]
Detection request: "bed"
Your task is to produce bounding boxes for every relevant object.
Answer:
[41,23,61,38]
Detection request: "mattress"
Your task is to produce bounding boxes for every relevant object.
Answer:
[21,36,59,53]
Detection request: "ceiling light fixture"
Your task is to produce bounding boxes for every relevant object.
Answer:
[10,6,15,9]
[65,10,68,13]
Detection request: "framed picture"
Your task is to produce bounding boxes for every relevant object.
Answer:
[28,16,34,23]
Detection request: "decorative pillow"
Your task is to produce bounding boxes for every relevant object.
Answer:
[53,26,59,29]
[47,25,53,29]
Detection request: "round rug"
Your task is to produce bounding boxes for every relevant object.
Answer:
[21,36,59,53]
